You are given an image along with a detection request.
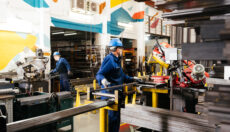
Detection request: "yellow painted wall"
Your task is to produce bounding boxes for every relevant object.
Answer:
[110,0,130,8]
[0,31,37,70]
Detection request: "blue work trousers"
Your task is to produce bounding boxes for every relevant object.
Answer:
[60,74,70,91]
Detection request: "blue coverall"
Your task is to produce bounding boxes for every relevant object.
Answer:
[51,58,71,91]
[96,53,133,132]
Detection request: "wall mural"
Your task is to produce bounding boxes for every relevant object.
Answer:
[0,0,145,72]
[0,31,37,71]
[23,0,49,8]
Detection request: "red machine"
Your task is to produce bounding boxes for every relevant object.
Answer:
[150,40,209,89]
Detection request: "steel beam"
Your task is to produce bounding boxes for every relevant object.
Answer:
[121,104,215,132]
[162,3,230,20]
[7,100,114,132]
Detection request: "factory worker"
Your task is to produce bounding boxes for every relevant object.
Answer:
[50,51,71,91]
[96,38,140,132]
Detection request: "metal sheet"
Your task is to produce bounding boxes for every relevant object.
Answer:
[207,78,230,85]
[121,104,215,132]
[182,42,226,60]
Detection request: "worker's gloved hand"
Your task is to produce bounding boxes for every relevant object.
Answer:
[133,77,143,83]
[101,78,111,88]
[68,71,73,76]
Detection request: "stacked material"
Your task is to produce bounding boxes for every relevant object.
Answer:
[121,104,215,132]
[206,78,230,132]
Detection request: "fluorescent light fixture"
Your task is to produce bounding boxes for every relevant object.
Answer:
[52,32,64,35]
[118,22,133,28]
[64,33,77,36]
[145,34,150,37]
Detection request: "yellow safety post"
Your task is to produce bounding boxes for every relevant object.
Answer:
[132,86,137,105]
[143,72,146,76]
[100,108,108,132]
[75,90,81,107]
[142,88,168,108]
[93,79,97,99]
[92,79,97,114]
[125,85,128,104]
[138,72,141,77]
[99,90,119,132]
[152,92,158,108]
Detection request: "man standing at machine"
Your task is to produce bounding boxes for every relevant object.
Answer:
[50,51,71,91]
[96,38,140,132]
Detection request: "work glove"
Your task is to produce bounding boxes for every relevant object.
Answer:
[101,78,111,88]
[133,77,143,83]
[68,71,73,77]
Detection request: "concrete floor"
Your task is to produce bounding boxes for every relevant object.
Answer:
[74,110,100,132]
[73,96,100,132]
[70,96,137,132]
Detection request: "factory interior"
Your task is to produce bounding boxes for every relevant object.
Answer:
[1,0,230,132]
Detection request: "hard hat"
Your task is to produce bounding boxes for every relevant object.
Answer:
[108,38,123,47]
[53,51,61,56]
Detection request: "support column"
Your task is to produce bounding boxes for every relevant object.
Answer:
[95,1,111,63]
[134,2,145,69]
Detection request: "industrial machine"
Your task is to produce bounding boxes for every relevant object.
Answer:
[0,49,74,132]
[145,38,209,113]
[1,83,129,132]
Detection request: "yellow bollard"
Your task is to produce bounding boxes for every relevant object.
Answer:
[125,85,128,104]
[93,79,97,99]
[132,86,137,105]
[138,72,141,77]
[100,108,108,132]
[75,90,81,107]
[152,92,158,108]
[92,79,97,114]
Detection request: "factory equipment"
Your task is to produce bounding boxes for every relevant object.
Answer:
[0,49,74,131]
[145,38,209,112]
[3,83,131,132]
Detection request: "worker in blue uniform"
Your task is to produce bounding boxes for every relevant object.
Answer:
[50,51,71,91]
[96,38,140,132]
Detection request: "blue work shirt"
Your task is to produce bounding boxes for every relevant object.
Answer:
[51,58,71,74]
[96,53,133,90]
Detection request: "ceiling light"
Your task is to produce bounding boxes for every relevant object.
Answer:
[118,22,133,28]
[64,33,77,36]
[52,32,64,35]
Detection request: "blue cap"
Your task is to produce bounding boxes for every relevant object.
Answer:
[53,51,60,56]
[108,38,123,47]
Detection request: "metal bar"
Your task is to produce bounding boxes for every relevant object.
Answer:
[93,82,137,92]
[17,94,52,106]
[7,100,114,132]
[207,78,230,85]
[93,93,115,98]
